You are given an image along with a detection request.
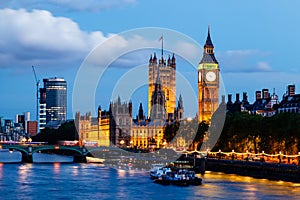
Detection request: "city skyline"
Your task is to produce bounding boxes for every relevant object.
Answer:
[0,0,300,120]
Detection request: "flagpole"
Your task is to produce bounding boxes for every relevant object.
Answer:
[161,34,163,57]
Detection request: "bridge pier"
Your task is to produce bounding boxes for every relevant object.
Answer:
[22,154,33,163]
[74,155,87,163]
[20,146,33,163]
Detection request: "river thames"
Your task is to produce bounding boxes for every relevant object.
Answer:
[0,163,300,200]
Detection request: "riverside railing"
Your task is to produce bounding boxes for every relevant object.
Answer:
[176,149,300,165]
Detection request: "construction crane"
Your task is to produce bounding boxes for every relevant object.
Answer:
[32,66,40,121]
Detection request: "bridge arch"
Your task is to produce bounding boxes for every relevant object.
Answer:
[2,146,29,156]
[31,146,83,155]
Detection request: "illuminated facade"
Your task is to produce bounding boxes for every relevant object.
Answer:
[198,28,220,122]
[75,38,185,148]
[75,106,110,147]
[109,98,165,148]
[148,52,176,119]
[109,98,132,146]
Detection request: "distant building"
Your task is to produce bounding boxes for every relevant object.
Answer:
[278,85,300,113]
[75,106,110,147]
[39,77,67,130]
[2,119,13,141]
[109,97,132,146]
[0,117,2,133]
[27,121,38,137]
[15,114,25,133]
[226,88,281,117]
[15,112,30,134]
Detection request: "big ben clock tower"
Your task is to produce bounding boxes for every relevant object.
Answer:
[198,27,220,122]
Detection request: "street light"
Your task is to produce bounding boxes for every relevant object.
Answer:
[120,140,125,147]
[206,149,209,158]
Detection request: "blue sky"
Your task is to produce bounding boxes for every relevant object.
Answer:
[0,0,299,120]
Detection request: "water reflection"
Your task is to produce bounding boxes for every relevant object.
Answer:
[72,165,79,176]
[53,163,60,174]
[200,171,300,198]
[0,163,3,179]
[17,164,33,194]
[117,169,126,178]
[0,164,299,199]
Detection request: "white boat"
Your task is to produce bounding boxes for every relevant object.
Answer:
[150,164,172,179]
[32,153,74,163]
[150,164,164,172]
[0,149,22,163]
[86,156,104,163]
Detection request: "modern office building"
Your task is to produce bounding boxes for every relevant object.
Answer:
[15,112,30,133]
[39,77,67,130]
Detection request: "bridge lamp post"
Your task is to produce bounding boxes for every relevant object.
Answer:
[21,137,27,144]
[162,141,167,147]
[82,147,87,155]
[120,140,125,148]
[28,146,32,155]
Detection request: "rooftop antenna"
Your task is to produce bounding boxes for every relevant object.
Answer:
[32,66,40,121]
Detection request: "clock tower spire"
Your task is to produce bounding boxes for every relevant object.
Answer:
[198,26,220,122]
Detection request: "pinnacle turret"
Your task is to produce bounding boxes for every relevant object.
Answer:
[204,26,214,48]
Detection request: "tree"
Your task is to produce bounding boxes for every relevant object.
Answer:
[163,121,179,143]
[32,120,77,144]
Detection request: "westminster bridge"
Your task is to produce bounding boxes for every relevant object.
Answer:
[0,143,110,163]
[0,143,186,165]
[0,142,206,172]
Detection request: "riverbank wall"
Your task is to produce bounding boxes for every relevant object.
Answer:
[205,158,300,183]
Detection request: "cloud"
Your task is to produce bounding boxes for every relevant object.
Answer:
[0,9,202,72]
[0,8,107,69]
[224,49,260,57]
[0,0,137,12]
[218,49,273,73]
[255,62,272,72]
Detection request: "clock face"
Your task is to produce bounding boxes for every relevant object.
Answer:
[206,71,216,82]
[198,72,201,82]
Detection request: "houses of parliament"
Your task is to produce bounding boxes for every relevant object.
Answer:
[75,28,220,148]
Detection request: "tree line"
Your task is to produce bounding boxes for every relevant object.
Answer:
[32,120,78,144]
[164,111,300,155]
[213,112,300,155]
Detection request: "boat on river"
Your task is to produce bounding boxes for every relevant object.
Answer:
[150,164,172,179]
[86,156,104,163]
[151,167,202,186]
